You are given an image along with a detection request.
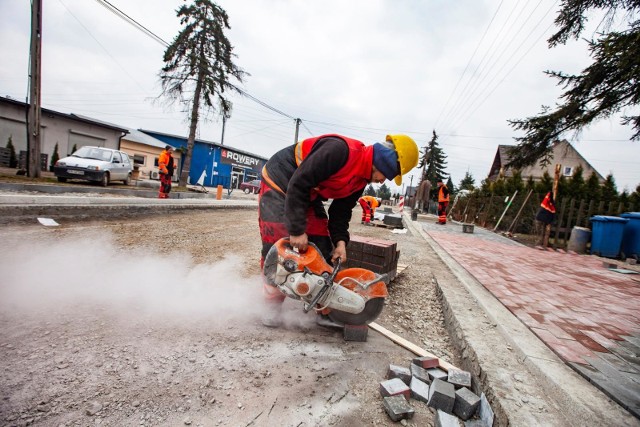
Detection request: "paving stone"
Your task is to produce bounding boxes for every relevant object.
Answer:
[383,395,415,422]
[413,355,440,369]
[427,367,449,382]
[409,376,430,403]
[411,363,431,384]
[343,324,368,341]
[463,420,488,427]
[380,377,411,400]
[427,378,455,413]
[447,368,472,388]
[479,393,494,427]
[435,409,463,427]
[388,364,412,385]
[453,387,480,421]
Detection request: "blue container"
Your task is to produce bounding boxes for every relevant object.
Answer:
[620,212,640,259]
[590,215,629,258]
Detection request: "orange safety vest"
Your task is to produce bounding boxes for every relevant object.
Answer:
[540,192,556,213]
[293,134,374,200]
[361,195,379,209]
[158,150,172,175]
[438,185,450,203]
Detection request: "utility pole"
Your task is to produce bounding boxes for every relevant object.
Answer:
[293,118,301,144]
[220,114,226,145]
[409,174,415,208]
[27,0,43,177]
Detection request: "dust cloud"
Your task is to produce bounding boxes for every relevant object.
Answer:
[0,230,265,325]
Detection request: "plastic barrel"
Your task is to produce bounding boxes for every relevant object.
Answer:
[590,216,629,258]
[620,212,640,259]
[567,226,591,254]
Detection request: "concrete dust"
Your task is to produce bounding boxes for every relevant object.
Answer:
[0,231,263,325]
[0,210,458,426]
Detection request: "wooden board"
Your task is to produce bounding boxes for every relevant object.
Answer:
[368,322,458,372]
[396,263,409,276]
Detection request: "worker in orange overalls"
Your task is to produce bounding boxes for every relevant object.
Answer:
[358,195,380,225]
[437,179,449,224]
[158,145,175,199]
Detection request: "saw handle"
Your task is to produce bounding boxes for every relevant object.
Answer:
[303,258,341,313]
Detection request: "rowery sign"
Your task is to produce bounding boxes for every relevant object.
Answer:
[220,149,263,171]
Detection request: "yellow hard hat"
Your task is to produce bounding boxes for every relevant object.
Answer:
[385,134,419,185]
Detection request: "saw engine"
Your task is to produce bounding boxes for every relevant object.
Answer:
[263,238,389,325]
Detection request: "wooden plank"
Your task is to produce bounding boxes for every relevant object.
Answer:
[368,322,457,372]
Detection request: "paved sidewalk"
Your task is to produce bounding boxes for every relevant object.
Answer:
[423,220,640,418]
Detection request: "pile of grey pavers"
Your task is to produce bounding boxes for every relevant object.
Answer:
[380,355,494,426]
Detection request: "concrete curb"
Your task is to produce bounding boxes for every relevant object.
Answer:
[402,211,637,426]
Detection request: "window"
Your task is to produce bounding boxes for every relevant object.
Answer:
[112,152,122,163]
[132,154,145,166]
[563,166,573,177]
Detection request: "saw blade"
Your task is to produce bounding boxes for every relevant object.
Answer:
[327,297,385,325]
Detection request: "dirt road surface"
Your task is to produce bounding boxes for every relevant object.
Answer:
[1,209,460,426]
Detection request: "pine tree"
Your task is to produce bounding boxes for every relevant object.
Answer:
[601,174,618,204]
[50,143,59,172]
[508,1,640,168]
[446,176,456,195]
[584,172,602,201]
[159,0,247,187]
[567,165,585,199]
[377,183,391,201]
[6,136,17,168]
[423,130,448,188]
[458,171,475,191]
[364,184,377,197]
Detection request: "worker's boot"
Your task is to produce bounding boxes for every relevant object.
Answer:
[158,192,164,199]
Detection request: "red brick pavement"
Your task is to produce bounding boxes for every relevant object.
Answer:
[428,230,640,366]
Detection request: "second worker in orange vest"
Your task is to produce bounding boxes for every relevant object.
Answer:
[437,179,450,224]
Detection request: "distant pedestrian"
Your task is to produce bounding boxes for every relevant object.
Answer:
[436,179,449,224]
[535,191,556,244]
[158,145,175,199]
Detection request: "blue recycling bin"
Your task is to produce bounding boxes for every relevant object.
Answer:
[620,212,640,259]
[590,215,629,258]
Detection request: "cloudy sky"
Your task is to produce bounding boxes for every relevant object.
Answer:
[1,0,638,192]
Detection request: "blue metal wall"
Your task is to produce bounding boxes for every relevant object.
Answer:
[141,131,266,188]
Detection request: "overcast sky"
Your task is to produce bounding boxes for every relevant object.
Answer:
[1,0,638,192]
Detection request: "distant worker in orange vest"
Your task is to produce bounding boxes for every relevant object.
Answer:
[358,195,380,225]
[158,145,175,199]
[535,191,556,244]
[437,179,450,224]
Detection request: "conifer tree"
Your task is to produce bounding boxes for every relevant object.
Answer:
[458,171,475,191]
[159,0,247,187]
[422,130,448,188]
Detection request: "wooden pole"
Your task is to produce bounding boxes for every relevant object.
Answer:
[507,188,533,233]
[542,164,561,247]
[27,0,42,177]
[493,190,518,231]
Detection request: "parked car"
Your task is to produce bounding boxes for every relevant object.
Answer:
[53,146,133,187]
[239,179,261,194]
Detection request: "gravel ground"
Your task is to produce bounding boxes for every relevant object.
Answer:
[0,207,461,426]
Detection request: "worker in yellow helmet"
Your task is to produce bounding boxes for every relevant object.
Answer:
[258,133,418,327]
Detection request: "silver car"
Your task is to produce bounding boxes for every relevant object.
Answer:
[53,146,133,187]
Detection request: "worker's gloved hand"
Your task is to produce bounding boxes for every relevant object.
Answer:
[331,241,347,264]
[289,233,309,252]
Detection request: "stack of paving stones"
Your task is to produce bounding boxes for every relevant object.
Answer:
[345,235,400,281]
[379,356,494,425]
[383,213,404,228]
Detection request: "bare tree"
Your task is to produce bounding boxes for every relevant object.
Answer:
[159,0,248,187]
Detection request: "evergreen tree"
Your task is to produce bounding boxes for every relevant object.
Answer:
[525,176,535,191]
[567,165,585,199]
[601,174,618,203]
[377,183,391,200]
[584,172,602,201]
[508,1,640,168]
[159,0,247,187]
[505,170,525,195]
[535,171,553,194]
[458,171,475,191]
[423,130,448,188]
[446,176,456,195]
[629,184,640,210]
[50,143,59,172]
[364,184,377,197]
[6,136,17,168]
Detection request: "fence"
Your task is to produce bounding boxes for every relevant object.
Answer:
[449,192,639,249]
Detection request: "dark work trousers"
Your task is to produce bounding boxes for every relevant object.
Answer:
[160,173,172,196]
[258,181,333,301]
[438,201,449,224]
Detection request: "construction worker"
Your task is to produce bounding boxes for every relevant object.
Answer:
[535,191,556,244]
[158,145,175,199]
[258,134,419,327]
[358,195,380,224]
[436,179,449,224]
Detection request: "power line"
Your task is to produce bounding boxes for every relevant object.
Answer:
[93,0,169,47]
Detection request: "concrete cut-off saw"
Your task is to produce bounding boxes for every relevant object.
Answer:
[263,237,389,325]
